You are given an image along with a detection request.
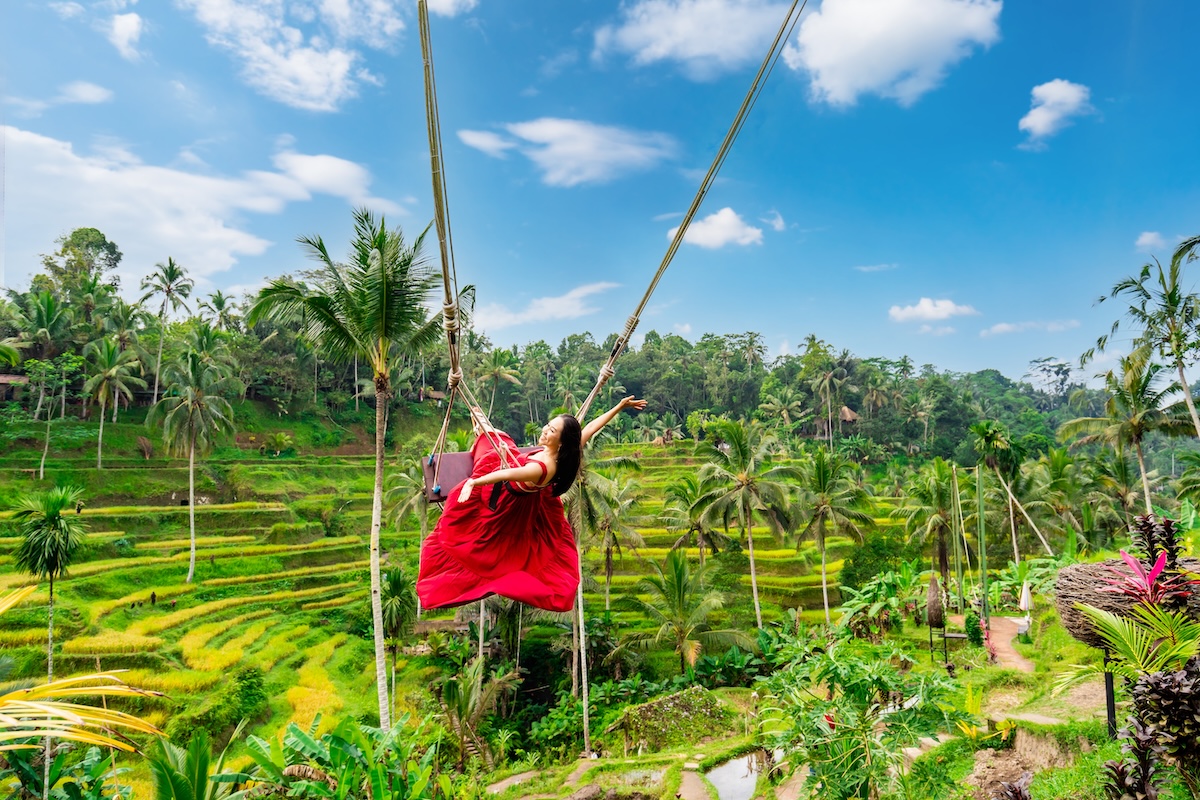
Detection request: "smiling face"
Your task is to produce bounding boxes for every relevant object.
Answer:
[539,416,565,448]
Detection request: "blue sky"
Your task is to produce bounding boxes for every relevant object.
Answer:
[4,0,1199,383]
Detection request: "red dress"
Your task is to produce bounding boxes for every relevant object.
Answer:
[417,431,580,612]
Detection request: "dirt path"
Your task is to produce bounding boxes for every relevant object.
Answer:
[485,771,540,795]
[677,770,710,800]
[948,615,1034,673]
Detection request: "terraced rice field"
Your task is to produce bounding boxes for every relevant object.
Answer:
[0,440,895,791]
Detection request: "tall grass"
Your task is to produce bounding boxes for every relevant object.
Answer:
[253,625,310,671]
[286,635,347,732]
[128,583,356,636]
[203,560,368,588]
[178,610,274,668]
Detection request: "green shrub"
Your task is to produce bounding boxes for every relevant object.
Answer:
[965,612,984,647]
[606,686,733,752]
[838,528,918,591]
[165,666,268,743]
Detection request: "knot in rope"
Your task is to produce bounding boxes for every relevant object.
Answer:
[447,368,463,390]
[441,302,459,333]
[599,365,615,382]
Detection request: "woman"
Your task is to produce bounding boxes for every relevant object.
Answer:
[417,396,647,612]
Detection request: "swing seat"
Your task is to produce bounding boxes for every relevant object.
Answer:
[422,447,539,503]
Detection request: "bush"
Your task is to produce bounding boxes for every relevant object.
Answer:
[965,612,984,647]
[165,666,268,743]
[839,529,918,591]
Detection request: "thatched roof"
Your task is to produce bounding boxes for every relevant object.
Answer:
[839,405,858,423]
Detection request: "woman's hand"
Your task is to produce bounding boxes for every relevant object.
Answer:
[458,479,475,503]
[619,396,648,413]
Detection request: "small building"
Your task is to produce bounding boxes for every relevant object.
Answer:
[0,374,28,402]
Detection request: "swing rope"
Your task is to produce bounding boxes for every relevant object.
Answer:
[419,0,517,481]
[418,0,807,445]
[574,0,807,420]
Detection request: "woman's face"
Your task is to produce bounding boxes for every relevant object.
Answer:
[539,417,563,447]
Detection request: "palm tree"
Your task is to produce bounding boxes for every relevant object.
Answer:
[894,457,957,589]
[140,257,194,404]
[810,367,845,447]
[146,725,244,800]
[83,338,145,469]
[19,293,72,418]
[198,290,239,332]
[663,473,727,571]
[380,567,417,719]
[594,474,645,612]
[796,448,872,625]
[248,208,441,731]
[758,385,809,433]
[619,549,752,674]
[385,463,435,545]
[0,337,20,366]
[12,486,87,798]
[697,419,798,628]
[1059,356,1192,515]
[149,351,236,584]
[1092,254,1200,438]
[477,348,522,416]
[435,657,520,769]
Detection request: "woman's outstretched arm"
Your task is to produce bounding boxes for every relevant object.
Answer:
[580,396,647,447]
[457,461,546,502]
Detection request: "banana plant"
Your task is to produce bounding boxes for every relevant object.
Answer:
[226,715,446,800]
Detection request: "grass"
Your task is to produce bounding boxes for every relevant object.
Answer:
[254,625,310,670]
[178,610,274,669]
[286,635,348,732]
[127,582,357,636]
[203,560,368,588]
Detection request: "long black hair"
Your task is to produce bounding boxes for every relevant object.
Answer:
[550,414,582,497]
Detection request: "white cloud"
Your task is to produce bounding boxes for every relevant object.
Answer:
[49,2,86,19]
[594,0,791,80]
[5,81,115,118]
[854,263,898,273]
[776,337,790,357]
[761,210,785,232]
[652,211,683,222]
[108,12,144,60]
[271,150,402,212]
[784,0,1001,107]
[177,0,405,111]
[1,125,404,289]
[674,322,692,335]
[980,319,1080,337]
[918,324,955,335]
[461,118,675,187]
[669,207,762,248]
[428,0,479,16]
[1018,79,1092,148]
[474,282,620,330]
[57,81,114,104]
[1135,231,1166,252]
[457,130,517,158]
[889,297,978,322]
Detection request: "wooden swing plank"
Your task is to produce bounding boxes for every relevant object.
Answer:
[422,447,539,503]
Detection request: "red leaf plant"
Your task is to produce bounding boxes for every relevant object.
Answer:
[1098,550,1199,606]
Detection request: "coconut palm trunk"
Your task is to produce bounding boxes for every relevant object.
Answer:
[186,436,196,583]
[744,496,763,629]
[96,397,106,470]
[818,525,831,626]
[1176,361,1200,440]
[40,418,51,481]
[369,381,392,730]
[152,313,165,405]
[43,575,54,800]
[1135,442,1154,516]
